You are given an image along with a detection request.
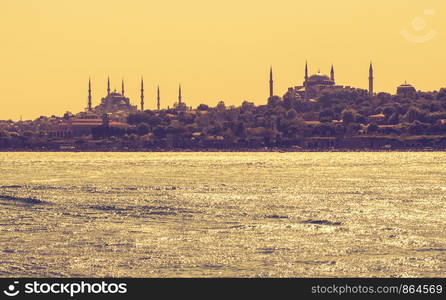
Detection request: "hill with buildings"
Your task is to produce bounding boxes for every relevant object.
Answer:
[1,64,446,151]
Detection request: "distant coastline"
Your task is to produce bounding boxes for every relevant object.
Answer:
[1,144,445,153]
[2,132,446,152]
[0,149,444,152]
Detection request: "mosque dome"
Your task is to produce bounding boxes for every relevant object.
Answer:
[397,81,417,98]
[397,81,416,91]
[398,82,414,88]
[308,71,332,83]
[109,91,123,97]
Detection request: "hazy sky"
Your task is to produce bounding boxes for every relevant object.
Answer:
[1,0,445,120]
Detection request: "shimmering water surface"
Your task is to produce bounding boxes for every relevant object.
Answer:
[0,152,445,277]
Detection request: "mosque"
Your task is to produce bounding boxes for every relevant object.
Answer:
[48,77,145,139]
[270,62,419,101]
[85,77,187,113]
[273,62,375,101]
[86,77,138,114]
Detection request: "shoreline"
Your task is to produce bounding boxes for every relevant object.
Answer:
[1,148,445,153]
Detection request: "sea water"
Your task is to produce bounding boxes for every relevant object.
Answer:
[0,152,445,277]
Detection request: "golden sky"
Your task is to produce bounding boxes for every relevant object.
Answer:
[1,0,445,120]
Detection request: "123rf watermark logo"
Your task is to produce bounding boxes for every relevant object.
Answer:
[401,9,437,43]
[3,280,127,297]
[3,281,20,297]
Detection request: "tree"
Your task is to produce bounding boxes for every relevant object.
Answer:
[153,126,167,139]
[368,122,379,134]
[0,129,10,138]
[267,96,281,107]
[286,109,298,120]
[128,112,150,125]
[319,109,334,122]
[0,129,11,148]
[408,121,424,135]
[437,88,446,101]
[383,106,395,119]
[377,92,392,102]
[147,115,162,127]
[63,112,73,120]
[136,123,150,135]
[197,104,209,111]
[388,112,400,125]
[241,101,255,112]
[314,123,334,136]
[405,106,427,123]
[345,122,361,136]
[216,101,226,111]
[235,122,246,138]
[283,95,297,110]
[355,114,367,125]
[342,109,356,125]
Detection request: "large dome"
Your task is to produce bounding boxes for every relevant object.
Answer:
[397,81,417,98]
[398,82,415,88]
[308,71,331,82]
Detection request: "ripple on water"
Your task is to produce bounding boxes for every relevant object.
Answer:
[301,219,343,226]
[85,204,195,218]
[0,194,48,206]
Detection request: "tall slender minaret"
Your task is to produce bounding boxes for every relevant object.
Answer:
[121,79,125,96]
[107,76,111,95]
[269,66,274,98]
[304,61,309,101]
[88,78,92,111]
[157,85,160,110]
[330,64,335,82]
[369,62,374,96]
[140,77,144,111]
[305,61,309,81]
[178,84,182,104]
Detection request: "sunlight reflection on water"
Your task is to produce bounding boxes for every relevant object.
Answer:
[0,152,445,277]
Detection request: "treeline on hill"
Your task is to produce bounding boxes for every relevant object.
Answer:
[1,87,446,149]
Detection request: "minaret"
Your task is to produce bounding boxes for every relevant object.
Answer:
[330,65,335,82]
[305,61,309,81]
[304,61,309,101]
[157,85,160,110]
[269,66,274,98]
[107,76,111,95]
[178,84,182,104]
[369,62,374,96]
[121,79,125,96]
[140,77,144,111]
[88,78,92,111]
